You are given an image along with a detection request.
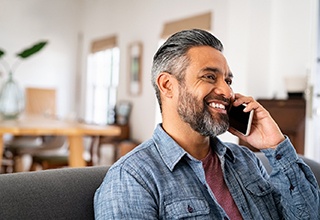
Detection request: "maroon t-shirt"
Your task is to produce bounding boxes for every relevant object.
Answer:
[201,149,243,219]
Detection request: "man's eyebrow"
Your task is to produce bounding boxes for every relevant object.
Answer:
[202,67,220,73]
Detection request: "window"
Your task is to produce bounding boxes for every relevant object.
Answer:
[86,36,119,125]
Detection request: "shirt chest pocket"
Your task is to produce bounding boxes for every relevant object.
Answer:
[241,173,274,197]
[164,198,210,219]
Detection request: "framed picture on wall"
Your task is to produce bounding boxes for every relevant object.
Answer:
[128,42,142,95]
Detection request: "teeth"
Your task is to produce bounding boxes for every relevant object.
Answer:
[209,102,225,110]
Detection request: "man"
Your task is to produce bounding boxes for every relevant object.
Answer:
[94,29,319,219]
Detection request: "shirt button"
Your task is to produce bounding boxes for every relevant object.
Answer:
[275,154,282,160]
[187,205,193,213]
[290,184,295,191]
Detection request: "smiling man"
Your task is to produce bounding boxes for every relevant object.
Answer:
[94,29,319,219]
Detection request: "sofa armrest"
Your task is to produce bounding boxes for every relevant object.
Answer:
[0,166,108,220]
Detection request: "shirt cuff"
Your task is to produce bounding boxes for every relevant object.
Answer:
[261,136,300,171]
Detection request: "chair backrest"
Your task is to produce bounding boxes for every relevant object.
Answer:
[25,87,56,117]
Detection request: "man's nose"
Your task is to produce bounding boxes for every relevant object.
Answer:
[214,80,233,100]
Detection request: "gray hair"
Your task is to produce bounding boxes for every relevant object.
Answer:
[151,29,224,111]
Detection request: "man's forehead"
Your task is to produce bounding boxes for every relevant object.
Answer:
[187,46,232,77]
[188,46,227,64]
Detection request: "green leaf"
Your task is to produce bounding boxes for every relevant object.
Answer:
[0,49,5,59]
[16,41,48,59]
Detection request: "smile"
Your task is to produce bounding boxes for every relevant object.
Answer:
[208,102,226,110]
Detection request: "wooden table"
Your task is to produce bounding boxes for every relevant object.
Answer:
[0,114,121,168]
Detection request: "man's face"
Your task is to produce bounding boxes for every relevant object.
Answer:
[177,46,234,137]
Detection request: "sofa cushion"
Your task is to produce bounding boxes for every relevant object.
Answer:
[0,166,108,220]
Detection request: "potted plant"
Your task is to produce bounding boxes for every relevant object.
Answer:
[0,41,48,119]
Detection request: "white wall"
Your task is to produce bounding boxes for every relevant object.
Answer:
[0,0,81,117]
[0,0,318,158]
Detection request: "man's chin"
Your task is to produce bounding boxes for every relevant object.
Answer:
[196,123,228,138]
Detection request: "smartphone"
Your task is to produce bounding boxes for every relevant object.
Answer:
[228,104,254,136]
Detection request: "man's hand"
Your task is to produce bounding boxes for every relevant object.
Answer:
[228,93,285,150]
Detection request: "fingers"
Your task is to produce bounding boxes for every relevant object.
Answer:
[233,93,260,112]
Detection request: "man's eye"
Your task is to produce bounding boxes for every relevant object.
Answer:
[203,74,216,81]
[225,78,233,85]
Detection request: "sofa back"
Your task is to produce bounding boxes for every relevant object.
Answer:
[0,166,108,220]
[0,153,319,220]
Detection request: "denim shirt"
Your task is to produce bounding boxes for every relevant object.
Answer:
[94,124,320,219]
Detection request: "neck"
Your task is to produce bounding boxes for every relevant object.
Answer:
[162,119,211,160]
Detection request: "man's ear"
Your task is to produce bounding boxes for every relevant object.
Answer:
[156,72,175,98]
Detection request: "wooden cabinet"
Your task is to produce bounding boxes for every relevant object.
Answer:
[239,99,306,154]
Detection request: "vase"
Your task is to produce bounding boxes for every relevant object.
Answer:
[0,73,25,119]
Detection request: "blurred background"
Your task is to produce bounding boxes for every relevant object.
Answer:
[0,0,319,162]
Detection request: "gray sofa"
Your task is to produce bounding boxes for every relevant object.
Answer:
[0,166,109,220]
[0,154,319,220]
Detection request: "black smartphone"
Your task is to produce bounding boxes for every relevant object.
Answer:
[228,104,254,136]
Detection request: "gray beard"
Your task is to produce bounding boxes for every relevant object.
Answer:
[177,87,229,138]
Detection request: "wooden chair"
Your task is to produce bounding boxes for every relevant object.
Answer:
[88,102,136,165]
[88,124,140,165]
[25,87,56,117]
[3,87,68,172]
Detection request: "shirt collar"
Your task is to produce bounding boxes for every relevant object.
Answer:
[152,124,187,171]
[152,124,236,171]
[211,136,236,163]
